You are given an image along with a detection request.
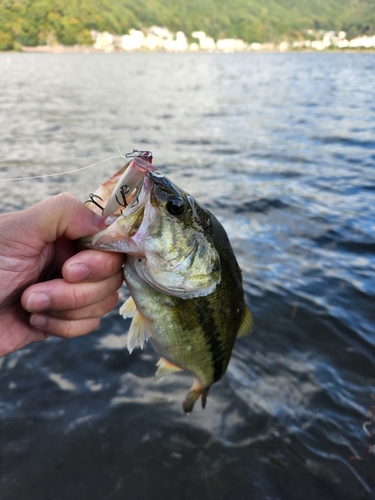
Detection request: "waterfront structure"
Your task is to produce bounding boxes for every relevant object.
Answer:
[90,27,375,53]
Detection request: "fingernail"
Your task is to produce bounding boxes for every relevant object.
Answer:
[26,293,50,312]
[66,263,89,282]
[30,314,47,329]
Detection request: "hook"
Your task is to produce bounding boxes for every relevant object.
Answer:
[115,184,130,208]
[85,193,105,214]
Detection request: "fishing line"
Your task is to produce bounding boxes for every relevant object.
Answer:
[0,152,126,182]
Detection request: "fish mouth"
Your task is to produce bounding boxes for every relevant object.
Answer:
[115,170,166,223]
[102,156,157,218]
[78,173,154,250]
[118,175,150,220]
[100,171,153,227]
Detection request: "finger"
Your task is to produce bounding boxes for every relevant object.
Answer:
[63,249,124,283]
[40,291,119,321]
[29,315,101,339]
[0,305,50,357]
[8,193,108,251]
[22,271,124,313]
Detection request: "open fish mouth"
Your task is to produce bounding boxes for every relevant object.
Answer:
[102,155,157,218]
[78,154,156,247]
[116,173,152,221]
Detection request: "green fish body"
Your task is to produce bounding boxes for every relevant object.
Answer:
[81,162,252,412]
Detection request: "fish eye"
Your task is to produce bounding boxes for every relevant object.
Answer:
[166,197,185,216]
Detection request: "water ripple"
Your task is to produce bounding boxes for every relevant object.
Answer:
[0,52,374,500]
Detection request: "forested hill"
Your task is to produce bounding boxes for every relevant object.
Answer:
[1,0,374,50]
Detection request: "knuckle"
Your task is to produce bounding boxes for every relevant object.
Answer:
[55,192,79,209]
[62,309,77,320]
[71,286,87,309]
[100,253,122,278]
[106,254,119,275]
[62,320,76,339]
[54,193,80,222]
[100,292,119,315]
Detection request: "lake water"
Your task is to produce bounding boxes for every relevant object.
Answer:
[0,52,374,499]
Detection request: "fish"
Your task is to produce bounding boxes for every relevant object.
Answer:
[80,153,252,412]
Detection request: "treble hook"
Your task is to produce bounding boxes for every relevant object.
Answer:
[85,193,105,214]
[115,184,130,208]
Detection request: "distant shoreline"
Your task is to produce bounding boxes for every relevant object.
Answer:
[21,45,100,53]
[13,45,375,54]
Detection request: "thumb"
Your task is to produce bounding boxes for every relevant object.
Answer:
[11,193,105,246]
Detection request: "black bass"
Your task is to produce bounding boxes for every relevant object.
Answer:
[81,153,252,412]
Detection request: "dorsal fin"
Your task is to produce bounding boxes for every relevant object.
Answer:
[237,305,253,337]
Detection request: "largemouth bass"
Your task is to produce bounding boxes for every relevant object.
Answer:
[81,153,252,412]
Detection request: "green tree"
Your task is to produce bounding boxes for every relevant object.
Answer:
[0,0,374,50]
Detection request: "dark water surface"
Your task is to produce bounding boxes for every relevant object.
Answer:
[0,52,374,499]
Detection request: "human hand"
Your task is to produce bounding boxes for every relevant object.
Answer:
[0,193,124,357]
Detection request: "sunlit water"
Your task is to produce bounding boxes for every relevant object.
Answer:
[0,52,374,500]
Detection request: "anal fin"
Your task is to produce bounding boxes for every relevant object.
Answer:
[155,357,182,381]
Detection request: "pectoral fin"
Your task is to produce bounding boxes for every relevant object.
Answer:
[127,310,151,353]
[119,296,137,318]
[237,305,253,338]
[154,357,182,381]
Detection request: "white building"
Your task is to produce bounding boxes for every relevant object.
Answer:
[279,41,289,51]
[337,39,349,48]
[142,33,164,50]
[311,40,327,50]
[349,35,375,48]
[90,25,375,54]
[92,31,114,51]
[121,29,144,51]
[189,42,200,51]
[163,31,188,51]
[149,26,173,40]
[142,26,175,50]
[216,38,248,52]
[192,31,216,51]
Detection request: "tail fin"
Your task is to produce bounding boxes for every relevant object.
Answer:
[182,379,210,413]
